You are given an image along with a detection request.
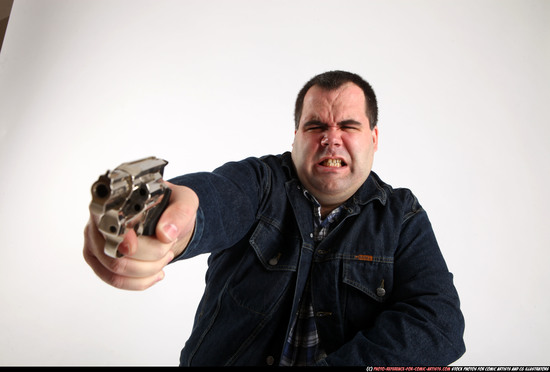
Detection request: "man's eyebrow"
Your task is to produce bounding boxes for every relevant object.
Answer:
[338,119,363,126]
[302,119,364,129]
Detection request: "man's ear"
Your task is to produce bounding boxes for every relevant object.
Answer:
[372,126,379,152]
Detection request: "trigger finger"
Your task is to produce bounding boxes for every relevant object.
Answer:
[118,229,138,256]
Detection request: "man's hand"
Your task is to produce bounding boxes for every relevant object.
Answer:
[83,182,198,291]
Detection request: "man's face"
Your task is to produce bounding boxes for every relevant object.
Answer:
[291,82,378,213]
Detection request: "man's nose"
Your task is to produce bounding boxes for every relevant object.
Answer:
[321,129,342,147]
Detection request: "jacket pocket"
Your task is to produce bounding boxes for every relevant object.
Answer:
[342,255,394,303]
[227,220,298,315]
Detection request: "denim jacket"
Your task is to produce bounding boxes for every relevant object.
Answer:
[170,152,465,366]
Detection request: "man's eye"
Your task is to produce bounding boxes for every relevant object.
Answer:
[306,126,323,131]
[342,125,360,131]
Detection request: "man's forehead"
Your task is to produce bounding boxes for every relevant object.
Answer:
[302,83,367,118]
[306,82,364,103]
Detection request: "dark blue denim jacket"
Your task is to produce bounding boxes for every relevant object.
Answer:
[170,152,465,366]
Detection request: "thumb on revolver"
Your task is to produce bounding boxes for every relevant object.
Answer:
[156,183,199,244]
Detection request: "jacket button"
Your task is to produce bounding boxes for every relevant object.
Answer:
[376,279,386,297]
[266,355,275,365]
[269,253,281,266]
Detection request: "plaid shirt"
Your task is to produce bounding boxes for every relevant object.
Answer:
[279,191,345,366]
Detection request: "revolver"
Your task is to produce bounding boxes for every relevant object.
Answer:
[90,156,172,258]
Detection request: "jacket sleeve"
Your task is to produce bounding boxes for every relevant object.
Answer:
[168,157,272,259]
[321,195,466,366]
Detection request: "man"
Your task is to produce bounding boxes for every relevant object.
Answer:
[83,71,466,366]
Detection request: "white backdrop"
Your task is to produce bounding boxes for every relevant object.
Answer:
[1,0,549,366]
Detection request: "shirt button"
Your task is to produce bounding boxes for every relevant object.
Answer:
[266,355,275,365]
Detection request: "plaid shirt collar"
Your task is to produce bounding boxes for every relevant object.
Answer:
[302,189,345,243]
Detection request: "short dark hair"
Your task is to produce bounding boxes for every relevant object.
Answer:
[294,70,378,130]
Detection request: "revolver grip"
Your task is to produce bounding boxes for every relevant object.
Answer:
[142,187,172,236]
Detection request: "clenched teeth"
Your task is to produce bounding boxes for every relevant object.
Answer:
[321,159,343,167]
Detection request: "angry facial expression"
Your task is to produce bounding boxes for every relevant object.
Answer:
[291,82,378,215]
